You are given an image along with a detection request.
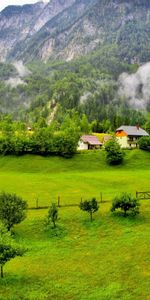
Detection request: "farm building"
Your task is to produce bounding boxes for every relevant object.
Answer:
[115,125,149,148]
[102,135,112,144]
[78,135,102,150]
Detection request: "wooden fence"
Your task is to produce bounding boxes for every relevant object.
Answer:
[136,191,150,200]
[28,191,150,210]
[28,193,107,210]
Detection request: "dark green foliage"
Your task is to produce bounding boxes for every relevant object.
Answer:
[0,222,25,278]
[105,137,124,165]
[0,192,27,231]
[0,0,150,127]
[80,198,99,221]
[0,63,17,80]
[0,119,79,157]
[47,203,58,228]
[138,136,150,150]
[144,115,150,134]
[111,193,140,216]
[0,54,147,130]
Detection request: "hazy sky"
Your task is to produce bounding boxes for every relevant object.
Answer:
[0,1,48,12]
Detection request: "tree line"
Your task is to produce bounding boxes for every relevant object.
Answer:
[0,115,80,157]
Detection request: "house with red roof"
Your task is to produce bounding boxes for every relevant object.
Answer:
[78,135,102,150]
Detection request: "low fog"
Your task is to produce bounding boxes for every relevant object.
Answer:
[118,62,150,110]
[13,61,31,77]
[5,60,31,87]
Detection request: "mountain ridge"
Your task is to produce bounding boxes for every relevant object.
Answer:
[0,0,149,63]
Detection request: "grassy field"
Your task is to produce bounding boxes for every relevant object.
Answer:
[0,150,150,299]
[0,149,150,207]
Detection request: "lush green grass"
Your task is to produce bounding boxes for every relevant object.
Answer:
[0,204,149,300]
[0,149,150,207]
[0,150,150,299]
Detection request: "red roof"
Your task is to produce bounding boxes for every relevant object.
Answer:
[102,135,112,143]
[81,135,102,145]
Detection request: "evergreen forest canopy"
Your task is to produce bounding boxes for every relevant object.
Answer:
[0,0,150,133]
[0,47,149,133]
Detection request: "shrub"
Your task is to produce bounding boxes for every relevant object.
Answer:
[138,136,150,150]
[111,193,140,216]
[47,203,58,228]
[105,137,124,165]
[80,198,99,221]
[0,192,27,231]
[0,222,25,278]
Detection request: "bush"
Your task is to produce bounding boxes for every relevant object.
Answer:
[0,192,28,230]
[80,198,99,221]
[0,222,25,278]
[111,193,140,216]
[138,136,150,150]
[105,137,124,165]
[0,128,79,157]
[46,203,58,228]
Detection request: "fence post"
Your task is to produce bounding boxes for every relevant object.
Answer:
[36,198,39,209]
[58,196,60,207]
[100,192,103,203]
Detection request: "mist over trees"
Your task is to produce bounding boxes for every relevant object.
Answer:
[0,50,148,133]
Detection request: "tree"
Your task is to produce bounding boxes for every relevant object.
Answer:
[0,222,25,278]
[80,198,99,221]
[47,203,58,228]
[111,193,140,216]
[138,136,150,150]
[0,192,27,231]
[144,114,150,134]
[105,137,124,165]
[80,114,91,133]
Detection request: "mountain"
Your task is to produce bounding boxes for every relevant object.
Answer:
[0,0,75,62]
[0,0,150,63]
[0,0,150,128]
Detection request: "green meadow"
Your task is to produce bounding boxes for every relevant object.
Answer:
[0,149,150,207]
[0,150,150,299]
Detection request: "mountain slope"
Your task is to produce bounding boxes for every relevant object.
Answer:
[0,0,75,62]
[0,0,150,63]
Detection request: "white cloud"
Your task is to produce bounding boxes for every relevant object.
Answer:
[118,62,150,110]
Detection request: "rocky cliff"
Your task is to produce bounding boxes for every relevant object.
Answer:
[0,0,75,61]
[0,0,150,63]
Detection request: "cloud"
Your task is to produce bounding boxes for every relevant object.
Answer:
[4,61,31,87]
[118,62,150,110]
[13,61,31,77]
[6,77,26,88]
[80,92,92,104]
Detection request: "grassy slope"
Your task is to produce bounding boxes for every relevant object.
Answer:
[0,149,150,207]
[0,150,150,299]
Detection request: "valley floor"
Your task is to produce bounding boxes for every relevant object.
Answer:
[0,150,149,299]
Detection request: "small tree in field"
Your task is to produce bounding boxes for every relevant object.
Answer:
[0,222,25,278]
[80,198,99,221]
[47,203,58,228]
[0,192,27,231]
[105,137,124,165]
[111,193,140,216]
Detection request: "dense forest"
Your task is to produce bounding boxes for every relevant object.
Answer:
[0,0,150,135]
[0,46,149,133]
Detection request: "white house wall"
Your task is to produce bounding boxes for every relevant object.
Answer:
[117,136,139,149]
[77,140,88,150]
[116,136,129,148]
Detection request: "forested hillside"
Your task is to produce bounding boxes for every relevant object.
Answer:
[0,0,150,131]
[0,0,149,63]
